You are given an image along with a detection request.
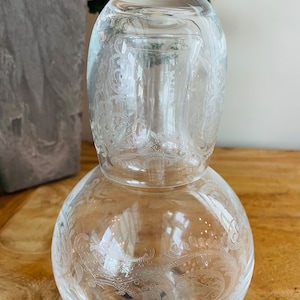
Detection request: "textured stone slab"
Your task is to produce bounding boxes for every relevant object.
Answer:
[0,1,86,192]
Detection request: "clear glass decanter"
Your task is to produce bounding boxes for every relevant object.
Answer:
[52,1,254,299]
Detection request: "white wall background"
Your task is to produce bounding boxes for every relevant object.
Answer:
[82,1,300,150]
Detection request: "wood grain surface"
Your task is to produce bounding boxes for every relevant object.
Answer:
[0,141,299,299]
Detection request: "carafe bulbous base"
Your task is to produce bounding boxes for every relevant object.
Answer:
[52,166,254,300]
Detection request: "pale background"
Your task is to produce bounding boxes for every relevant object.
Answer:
[81,0,300,150]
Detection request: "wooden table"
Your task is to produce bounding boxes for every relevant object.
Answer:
[0,141,299,299]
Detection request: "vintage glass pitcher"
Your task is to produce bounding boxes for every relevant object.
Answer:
[52,0,254,299]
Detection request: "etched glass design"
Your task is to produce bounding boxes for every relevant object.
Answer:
[52,166,254,300]
[52,0,254,299]
[87,0,226,187]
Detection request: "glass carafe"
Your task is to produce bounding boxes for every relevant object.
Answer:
[52,1,254,299]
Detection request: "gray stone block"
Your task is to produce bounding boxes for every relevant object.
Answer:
[0,1,86,192]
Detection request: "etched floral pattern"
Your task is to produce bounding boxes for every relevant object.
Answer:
[52,166,254,300]
[52,2,253,299]
[87,7,227,186]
